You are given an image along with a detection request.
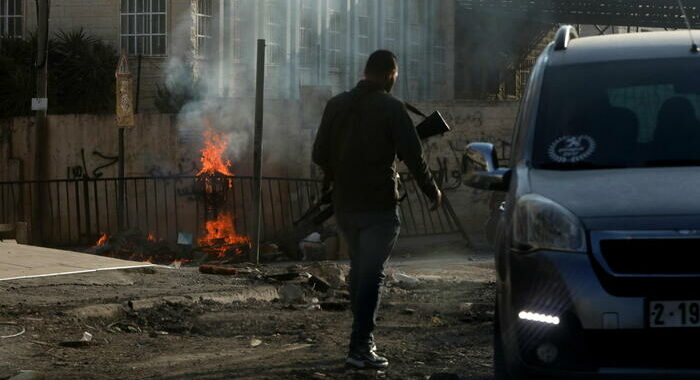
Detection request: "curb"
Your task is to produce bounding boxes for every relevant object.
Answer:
[67,286,279,320]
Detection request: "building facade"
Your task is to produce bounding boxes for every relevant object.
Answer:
[6,0,455,111]
[225,0,455,100]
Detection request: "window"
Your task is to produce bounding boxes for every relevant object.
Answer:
[120,0,167,56]
[532,59,700,170]
[328,0,346,71]
[408,0,424,99]
[432,24,447,97]
[232,0,250,63]
[194,0,213,58]
[0,0,23,38]
[299,0,316,68]
[383,0,399,51]
[265,0,284,66]
[356,0,370,66]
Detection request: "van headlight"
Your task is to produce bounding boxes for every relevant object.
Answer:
[512,194,587,253]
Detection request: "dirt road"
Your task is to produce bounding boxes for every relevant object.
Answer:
[0,238,495,380]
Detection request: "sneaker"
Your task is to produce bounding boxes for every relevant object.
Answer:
[346,350,389,369]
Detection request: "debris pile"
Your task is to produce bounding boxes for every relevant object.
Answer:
[87,228,256,265]
[87,229,187,265]
[197,261,352,312]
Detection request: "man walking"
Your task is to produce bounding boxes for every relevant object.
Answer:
[312,50,441,369]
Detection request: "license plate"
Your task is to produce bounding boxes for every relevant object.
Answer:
[649,301,700,328]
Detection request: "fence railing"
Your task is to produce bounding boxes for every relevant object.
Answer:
[0,175,466,247]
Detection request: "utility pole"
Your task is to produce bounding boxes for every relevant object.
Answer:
[251,39,265,264]
[31,0,50,244]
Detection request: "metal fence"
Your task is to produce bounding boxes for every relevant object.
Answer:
[0,175,466,247]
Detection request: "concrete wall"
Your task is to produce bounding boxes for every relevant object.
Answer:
[0,106,304,183]
[0,99,518,248]
[410,101,518,249]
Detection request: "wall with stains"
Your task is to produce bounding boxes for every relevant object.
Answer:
[0,99,518,248]
[409,100,519,249]
[0,103,303,183]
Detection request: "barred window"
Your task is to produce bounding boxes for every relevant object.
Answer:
[383,0,399,51]
[299,0,316,68]
[328,0,346,71]
[432,24,447,97]
[120,0,167,56]
[265,0,285,66]
[357,0,370,58]
[408,0,424,62]
[194,0,213,58]
[0,0,23,38]
[408,0,424,99]
[232,0,247,63]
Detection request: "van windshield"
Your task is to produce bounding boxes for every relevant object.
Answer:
[532,58,700,170]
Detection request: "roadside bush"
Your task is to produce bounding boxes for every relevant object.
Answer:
[50,29,118,114]
[0,28,118,118]
[0,35,38,117]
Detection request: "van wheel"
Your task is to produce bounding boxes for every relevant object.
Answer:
[494,303,538,380]
[494,305,509,380]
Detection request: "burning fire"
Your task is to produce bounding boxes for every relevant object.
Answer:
[198,212,249,258]
[195,125,250,257]
[197,128,234,177]
[94,233,109,248]
[147,233,157,242]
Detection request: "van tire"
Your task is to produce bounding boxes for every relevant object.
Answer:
[494,302,538,380]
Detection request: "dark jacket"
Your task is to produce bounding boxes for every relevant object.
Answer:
[312,80,438,212]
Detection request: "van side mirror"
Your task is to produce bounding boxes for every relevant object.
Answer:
[463,143,511,192]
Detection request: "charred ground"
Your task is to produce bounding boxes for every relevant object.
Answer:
[0,238,495,380]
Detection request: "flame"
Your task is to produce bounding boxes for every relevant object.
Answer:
[195,124,249,257]
[94,233,109,247]
[197,128,234,178]
[147,233,157,242]
[198,212,249,258]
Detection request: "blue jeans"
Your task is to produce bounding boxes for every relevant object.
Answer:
[336,208,401,353]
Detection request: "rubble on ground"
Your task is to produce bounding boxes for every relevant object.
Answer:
[7,371,46,380]
[390,272,420,289]
[0,364,16,380]
[278,284,306,304]
[459,302,494,322]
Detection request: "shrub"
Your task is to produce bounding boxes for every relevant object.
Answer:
[0,28,118,118]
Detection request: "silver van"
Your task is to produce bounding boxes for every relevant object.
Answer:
[465,26,700,379]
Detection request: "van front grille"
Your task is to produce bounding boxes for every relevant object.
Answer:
[600,238,700,275]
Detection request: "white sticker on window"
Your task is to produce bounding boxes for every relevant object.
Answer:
[547,135,597,163]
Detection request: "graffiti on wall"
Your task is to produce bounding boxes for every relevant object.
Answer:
[66,149,119,179]
[418,107,514,191]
